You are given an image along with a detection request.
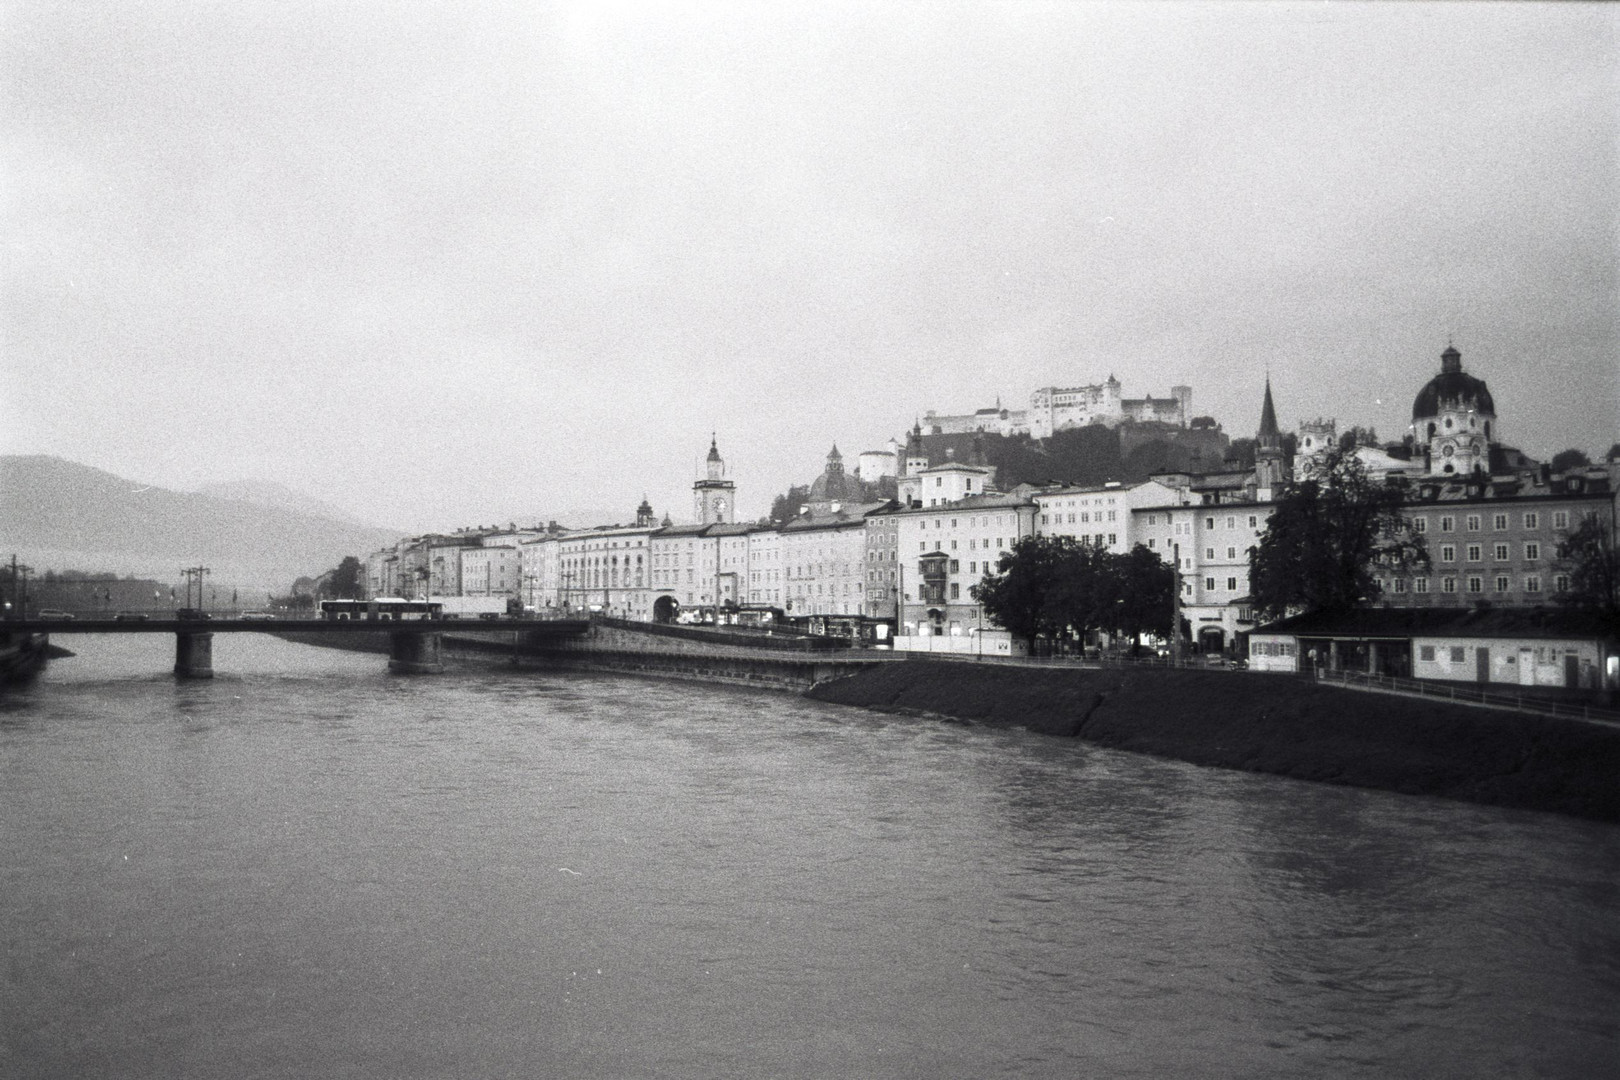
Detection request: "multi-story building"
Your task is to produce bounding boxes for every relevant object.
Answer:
[886,493,1040,639]
[779,505,883,620]
[1376,469,1616,608]
[1033,479,1183,551]
[557,523,655,619]
[747,527,784,608]
[864,511,902,619]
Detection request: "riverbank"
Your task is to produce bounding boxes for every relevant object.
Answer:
[807,661,1620,822]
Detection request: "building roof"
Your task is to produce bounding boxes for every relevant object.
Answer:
[1412,346,1495,420]
[1255,606,1618,641]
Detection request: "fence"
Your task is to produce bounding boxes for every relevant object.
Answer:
[1310,667,1620,725]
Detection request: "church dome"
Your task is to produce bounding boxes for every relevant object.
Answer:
[1412,347,1494,420]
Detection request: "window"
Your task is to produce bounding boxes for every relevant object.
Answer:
[1525,575,1541,594]
[1450,646,1466,663]
[1493,543,1509,561]
[1248,516,1258,528]
[1413,517,1428,533]
[1205,577,1216,590]
[1394,578,1408,593]
[1414,577,1429,593]
[1440,516,1455,532]
[1442,577,1457,594]
[1467,576,1483,594]
[1441,544,1456,562]
[1493,513,1508,530]
[1466,545,1481,562]
[950,583,960,599]
[1147,539,1157,549]
[1523,512,1539,529]
[1553,511,1568,530]
[1226,577,1238,591]
[1205,517,1215,529]
[1420,646,1435,661]
[1555,574,1570,593]
[1525,542,1539,561]
[1205,547,1215,560]
[949,559,959,573]
[1227,547,1237,559]
[1466,514,1481,531]
[1108,534,1117,546]
[1226,516,1235,528]
[1494,576,1510,593]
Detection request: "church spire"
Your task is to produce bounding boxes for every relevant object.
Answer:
[1257,377,1281,449]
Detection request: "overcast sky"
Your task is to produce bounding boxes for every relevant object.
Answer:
[4,1,1616,533]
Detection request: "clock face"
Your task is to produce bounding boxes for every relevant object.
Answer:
[715,499,727,511]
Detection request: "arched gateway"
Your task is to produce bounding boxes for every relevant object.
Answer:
[653,595,679,624]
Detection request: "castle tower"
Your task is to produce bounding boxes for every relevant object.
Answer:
[693,435,736,524]
[1411,345,1497,477]
[635,496,656,528]
[1293,418,1337,482]
[1254,378,1286,500]
[903,421,928,477]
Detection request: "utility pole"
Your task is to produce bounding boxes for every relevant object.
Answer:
[180,566,210,614]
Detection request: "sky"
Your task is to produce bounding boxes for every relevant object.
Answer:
[4,1,1616,534]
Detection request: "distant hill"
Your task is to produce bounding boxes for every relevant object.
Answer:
[0,455,405,593]
[195,478,388,529]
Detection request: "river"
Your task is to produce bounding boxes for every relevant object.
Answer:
[2,634,1616,1078]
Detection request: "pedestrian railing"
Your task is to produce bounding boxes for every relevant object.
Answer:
[1310,667,1620,725]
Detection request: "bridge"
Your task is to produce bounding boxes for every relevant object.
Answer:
[3,616,592,677]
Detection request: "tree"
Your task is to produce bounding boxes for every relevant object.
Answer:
[1103,544,1176,650]
[325,556,364,599]
[971,535,1083,645]
[1549,448,1591,473]
[1337,426,1380,452]
[769,485,810,524]
[1554,514,1620,631]
[972,537,1176,651]
[1248,445,1428,622]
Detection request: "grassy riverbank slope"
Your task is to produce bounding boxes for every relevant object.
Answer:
[807,662,1620,822]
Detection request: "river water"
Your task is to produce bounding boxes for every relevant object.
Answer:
[2,635,1616,1079]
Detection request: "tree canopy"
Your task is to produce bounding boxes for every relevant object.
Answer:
[972,535,1174,649]
[1549,448,1592,473]
[1554,514,1620,631]
[1248,445,1427,622]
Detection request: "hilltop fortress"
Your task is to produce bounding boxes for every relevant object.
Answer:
[922,375,1192,439]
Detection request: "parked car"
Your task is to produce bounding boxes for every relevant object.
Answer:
[174,608,212,621]
[37,609,75,620]
[239,611,276,620]
[114,612,149,622]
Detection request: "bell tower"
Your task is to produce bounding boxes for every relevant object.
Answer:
[693,435,736,525]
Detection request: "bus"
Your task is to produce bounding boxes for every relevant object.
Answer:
[319,598,442,621]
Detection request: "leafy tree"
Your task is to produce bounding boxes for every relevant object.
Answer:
[972,537,1175,650]
[325,555,364,599]
[1103,544,1176,650]
[769,485,811,523]
[1554,514,1620,630]
[1337,426,1380,452]
[1549,448,1591,473]
[1248,445,1428,622]
[971,535,1082,645]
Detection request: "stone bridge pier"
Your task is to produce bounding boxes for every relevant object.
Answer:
[173,631,214,679]
[388,631,444,674]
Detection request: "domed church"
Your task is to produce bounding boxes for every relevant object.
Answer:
[1411,346,1497,476]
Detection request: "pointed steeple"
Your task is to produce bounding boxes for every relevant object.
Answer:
[1257,377,1281,449]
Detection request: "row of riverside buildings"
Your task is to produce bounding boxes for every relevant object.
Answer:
[362,347,1618,679]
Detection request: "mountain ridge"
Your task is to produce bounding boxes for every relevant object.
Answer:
[0,454,406,592]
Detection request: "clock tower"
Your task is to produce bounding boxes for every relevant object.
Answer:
[693,435,736,525]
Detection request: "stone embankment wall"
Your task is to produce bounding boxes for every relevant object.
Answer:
[807,661,1620,822]
[450,622,886,691]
